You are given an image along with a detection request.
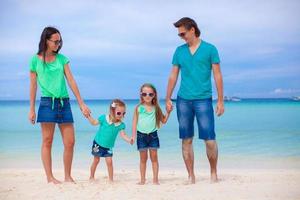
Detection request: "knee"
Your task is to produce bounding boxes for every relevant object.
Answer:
[106,159,113,166]
[94,157,100,164]
[64,139,75,149]
[42,137,53,148]
[150,155,158,163]
[140,155,148,163]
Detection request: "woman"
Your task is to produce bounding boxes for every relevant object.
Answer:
[28,27,90,184]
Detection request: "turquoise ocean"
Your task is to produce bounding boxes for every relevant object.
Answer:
[0,99,300,171]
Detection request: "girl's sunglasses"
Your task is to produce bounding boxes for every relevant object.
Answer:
[116,111,126,116]
[141,92,154,97]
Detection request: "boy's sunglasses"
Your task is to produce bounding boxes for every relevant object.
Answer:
[141,92,154,97]
[116,111,126,116]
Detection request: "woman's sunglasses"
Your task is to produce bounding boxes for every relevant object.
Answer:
[116,111,126,116]
[48,39,61,46]
[141,92,155,97]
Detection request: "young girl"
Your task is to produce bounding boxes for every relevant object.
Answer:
[132,83,171,185]
[28,27,90,184]
[87,99,133,182]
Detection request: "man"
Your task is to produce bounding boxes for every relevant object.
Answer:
[166,17,224,183]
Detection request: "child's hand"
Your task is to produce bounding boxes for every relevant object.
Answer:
[129,137,135,145]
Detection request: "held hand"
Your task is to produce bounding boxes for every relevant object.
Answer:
[80,103,91,118]
[129,137,135,145]
[28,110,36,124]
[166,99,173,113]
[216,101,225,116]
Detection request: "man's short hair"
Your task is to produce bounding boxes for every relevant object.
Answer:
[174,17,201,37]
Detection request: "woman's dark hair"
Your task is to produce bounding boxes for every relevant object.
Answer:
[173,17,201,37]
[37,27,63,62]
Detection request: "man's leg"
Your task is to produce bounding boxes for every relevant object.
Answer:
[182,138,195,184]
[205,140,218,182]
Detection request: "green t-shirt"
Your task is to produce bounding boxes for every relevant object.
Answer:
[29,54,70,98]
[137,104,157,134]
[94,115,126,148]
[172,40,220,100]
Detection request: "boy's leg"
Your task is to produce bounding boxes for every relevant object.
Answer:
[149,149,159,184]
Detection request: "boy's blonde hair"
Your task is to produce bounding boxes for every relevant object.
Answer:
[109,99,126,123]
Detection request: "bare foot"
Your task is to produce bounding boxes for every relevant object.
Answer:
[184,175,195,185]
[65,177,76,184]
[89,177,96,182]
[137,180,146,185]
[211,173,218,183]
[48,177,62,184]
[153,180,160,185]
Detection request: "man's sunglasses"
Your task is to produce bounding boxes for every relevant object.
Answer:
[116,111,126,116]
[141,92,155,97]
[178,32,187,38]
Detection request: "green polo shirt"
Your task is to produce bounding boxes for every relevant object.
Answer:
[172,40,220,99]
[29,54,69,98]
[94,115,126,148]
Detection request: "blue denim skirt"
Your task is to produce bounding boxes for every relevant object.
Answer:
[37,97,74,124]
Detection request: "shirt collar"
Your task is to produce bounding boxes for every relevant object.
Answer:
[106,115,121,126]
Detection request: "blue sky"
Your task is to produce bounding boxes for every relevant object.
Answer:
[0,0,300,100]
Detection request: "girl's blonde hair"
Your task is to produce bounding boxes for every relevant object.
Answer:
[139,83,164,128]
[109,99,126,123]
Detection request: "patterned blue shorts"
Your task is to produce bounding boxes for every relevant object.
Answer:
[91,140,113,157]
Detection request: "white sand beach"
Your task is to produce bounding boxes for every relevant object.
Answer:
[1,168,299,200]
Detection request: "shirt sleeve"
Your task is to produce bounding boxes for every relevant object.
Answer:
[59,54,70,66]
[119,123,126,132]
[29,56,37,72]
[172,47,180,67]
[98,114,105,124]
[210,45,220,64]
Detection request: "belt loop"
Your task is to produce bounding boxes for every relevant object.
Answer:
[60,98,64,108]
[51,97,55,110]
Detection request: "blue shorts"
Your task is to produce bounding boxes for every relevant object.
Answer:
[137,130,160,151]
[37,97,74,124]
[91,140,113,157]
[176,96,216,140]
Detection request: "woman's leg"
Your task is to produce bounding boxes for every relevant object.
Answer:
[90,156,100,180]
[149,149,159,184]
[138,150,148,185]
[41,123,60,184]
[58,123,75,182]
[105,157,113,182]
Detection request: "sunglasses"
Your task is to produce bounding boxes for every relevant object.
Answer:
[178,32,187,38]
[116,111,126,116]
[48,39,61,45]
[141,92,155,97]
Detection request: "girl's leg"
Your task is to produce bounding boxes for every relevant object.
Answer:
[58,123,75,182]
[138,150,148,185]
[41,123,60,184]
[105,157,113,182]
[149,149,159,184]
[90,156,100,180]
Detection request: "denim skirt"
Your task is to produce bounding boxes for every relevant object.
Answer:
[37,97,74,124]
